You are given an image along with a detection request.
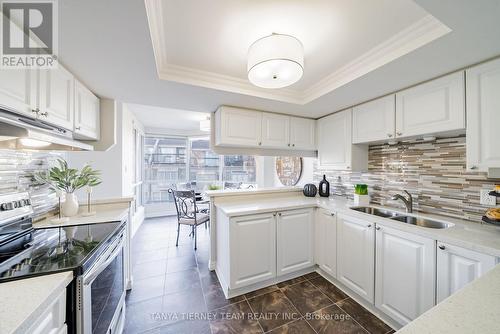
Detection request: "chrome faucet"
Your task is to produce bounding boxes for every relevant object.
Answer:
[391,190,413,213]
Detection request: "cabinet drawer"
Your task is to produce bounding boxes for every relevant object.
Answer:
[27,288,66,334]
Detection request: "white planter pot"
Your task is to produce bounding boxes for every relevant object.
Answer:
[353,194,370,206]
[61,192,79,217]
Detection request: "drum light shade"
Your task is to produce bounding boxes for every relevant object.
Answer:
[247,34,304,89]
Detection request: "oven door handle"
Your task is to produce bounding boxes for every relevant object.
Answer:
[83,233,125,285]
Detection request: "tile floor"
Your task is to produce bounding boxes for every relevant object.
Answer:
[125,216,395,334]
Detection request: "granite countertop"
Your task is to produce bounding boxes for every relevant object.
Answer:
[213,194,500,257]
[0,271,73,334]
[34,202,130,229]
[396,264,500,334]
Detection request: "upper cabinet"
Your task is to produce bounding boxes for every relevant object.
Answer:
[0,68,37,117]
[261,112,289,149]
[395,72,465,138]
[74,79,100,140]
[39,66,75,130]
[290,117,316,150]
[317,109,367,170]
[214,106,316,153]
[215,106,262,147]
[0,65,101,142]
[353,95,395,144]
[466,57,500,171]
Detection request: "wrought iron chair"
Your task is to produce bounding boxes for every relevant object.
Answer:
[169,189,209,250]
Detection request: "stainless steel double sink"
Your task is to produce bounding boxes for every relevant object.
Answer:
[350,206,452,229]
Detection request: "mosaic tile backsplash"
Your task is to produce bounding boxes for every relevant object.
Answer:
[0,150,61,216]
[313,135,499,223]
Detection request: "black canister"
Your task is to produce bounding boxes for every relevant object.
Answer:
[303,184,317,197]
[318,175,330,197]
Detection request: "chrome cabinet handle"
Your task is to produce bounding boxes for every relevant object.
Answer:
[346,166,350,169]
[376,226,381,230]
[438,245,445,250]
[273,213,276,217]
[75,126,81,130]
[39,111,48,117]
[387,133,393,138]
[367,224,372,228]
[470,166,478,170]
[330,213,335,216]
[31,108,39,114]
[292,144,295,147]
[258,142,262,146]
[278,212,282,216]
[396,132,403,136]
[288,143,291,147]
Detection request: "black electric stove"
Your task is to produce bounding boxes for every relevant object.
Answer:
[0,192,124,282]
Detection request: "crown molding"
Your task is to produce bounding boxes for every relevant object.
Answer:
[301,15,451,103]
[145,5,451,105]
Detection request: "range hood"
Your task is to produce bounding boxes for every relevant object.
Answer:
[0,108,93,151]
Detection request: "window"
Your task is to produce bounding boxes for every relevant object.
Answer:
[142,135,257,217]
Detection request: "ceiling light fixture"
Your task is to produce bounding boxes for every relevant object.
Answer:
[247,33,304,89]
[200,116,210,132]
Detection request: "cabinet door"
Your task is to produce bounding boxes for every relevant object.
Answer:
[216,106,262,147]
[277,209,314,276]
[466,57,500,171]
[39,66,74,130]
[337,214,374,303]
[316,209,337,278]
[261,112,290,149]
[317,109,352,170]
[74,80,100,140]
[395,71,465,138]
[437,242,497,303]
[290,117,316,150]
[375,225,435,325]
[353,95,395,143]
[230,213,276,288]
[0,68,36,117]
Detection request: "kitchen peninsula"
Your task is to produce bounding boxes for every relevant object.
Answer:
[206,187,500,330]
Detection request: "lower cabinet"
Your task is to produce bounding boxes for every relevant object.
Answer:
[436,242,497,303]
[337,214,375,303]
[375,225,436,325]
[27,288,67,334]
[277,209,314,275]
[316,209,337,277]
[227,208,314,290]
[230,213,276,289]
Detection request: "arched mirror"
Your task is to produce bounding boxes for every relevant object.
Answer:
[276,156,303,186]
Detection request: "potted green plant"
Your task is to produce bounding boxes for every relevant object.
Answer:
[354,184,369,206]
[35,159,101,217]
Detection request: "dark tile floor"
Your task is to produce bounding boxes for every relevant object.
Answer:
[125,217,395,334]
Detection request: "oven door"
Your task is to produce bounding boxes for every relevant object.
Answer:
[77,229,126,334]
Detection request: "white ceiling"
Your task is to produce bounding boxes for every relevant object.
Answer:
[125,103,207,131]
[147,0,449,104]
[59,0,500,119]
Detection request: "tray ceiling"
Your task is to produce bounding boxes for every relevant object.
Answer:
[145,0,451,104]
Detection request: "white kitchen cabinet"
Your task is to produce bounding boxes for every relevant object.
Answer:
[337,213,375,303]
[0,68,37,117]
[375,225,435,325]
[261,112,290,149]
[277,209,314,276]
[215,106,262,147]
[229,213,276,289]
[353,95,395,143]
[395,71,465,138]
[27,288,67,334]
[38,66,75,130]
[317,109,367,170]
[290,117,316,150]
[437,242,497,303]
[466,57,500,171]
[316,209,337,278]
[74,79,100,140]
